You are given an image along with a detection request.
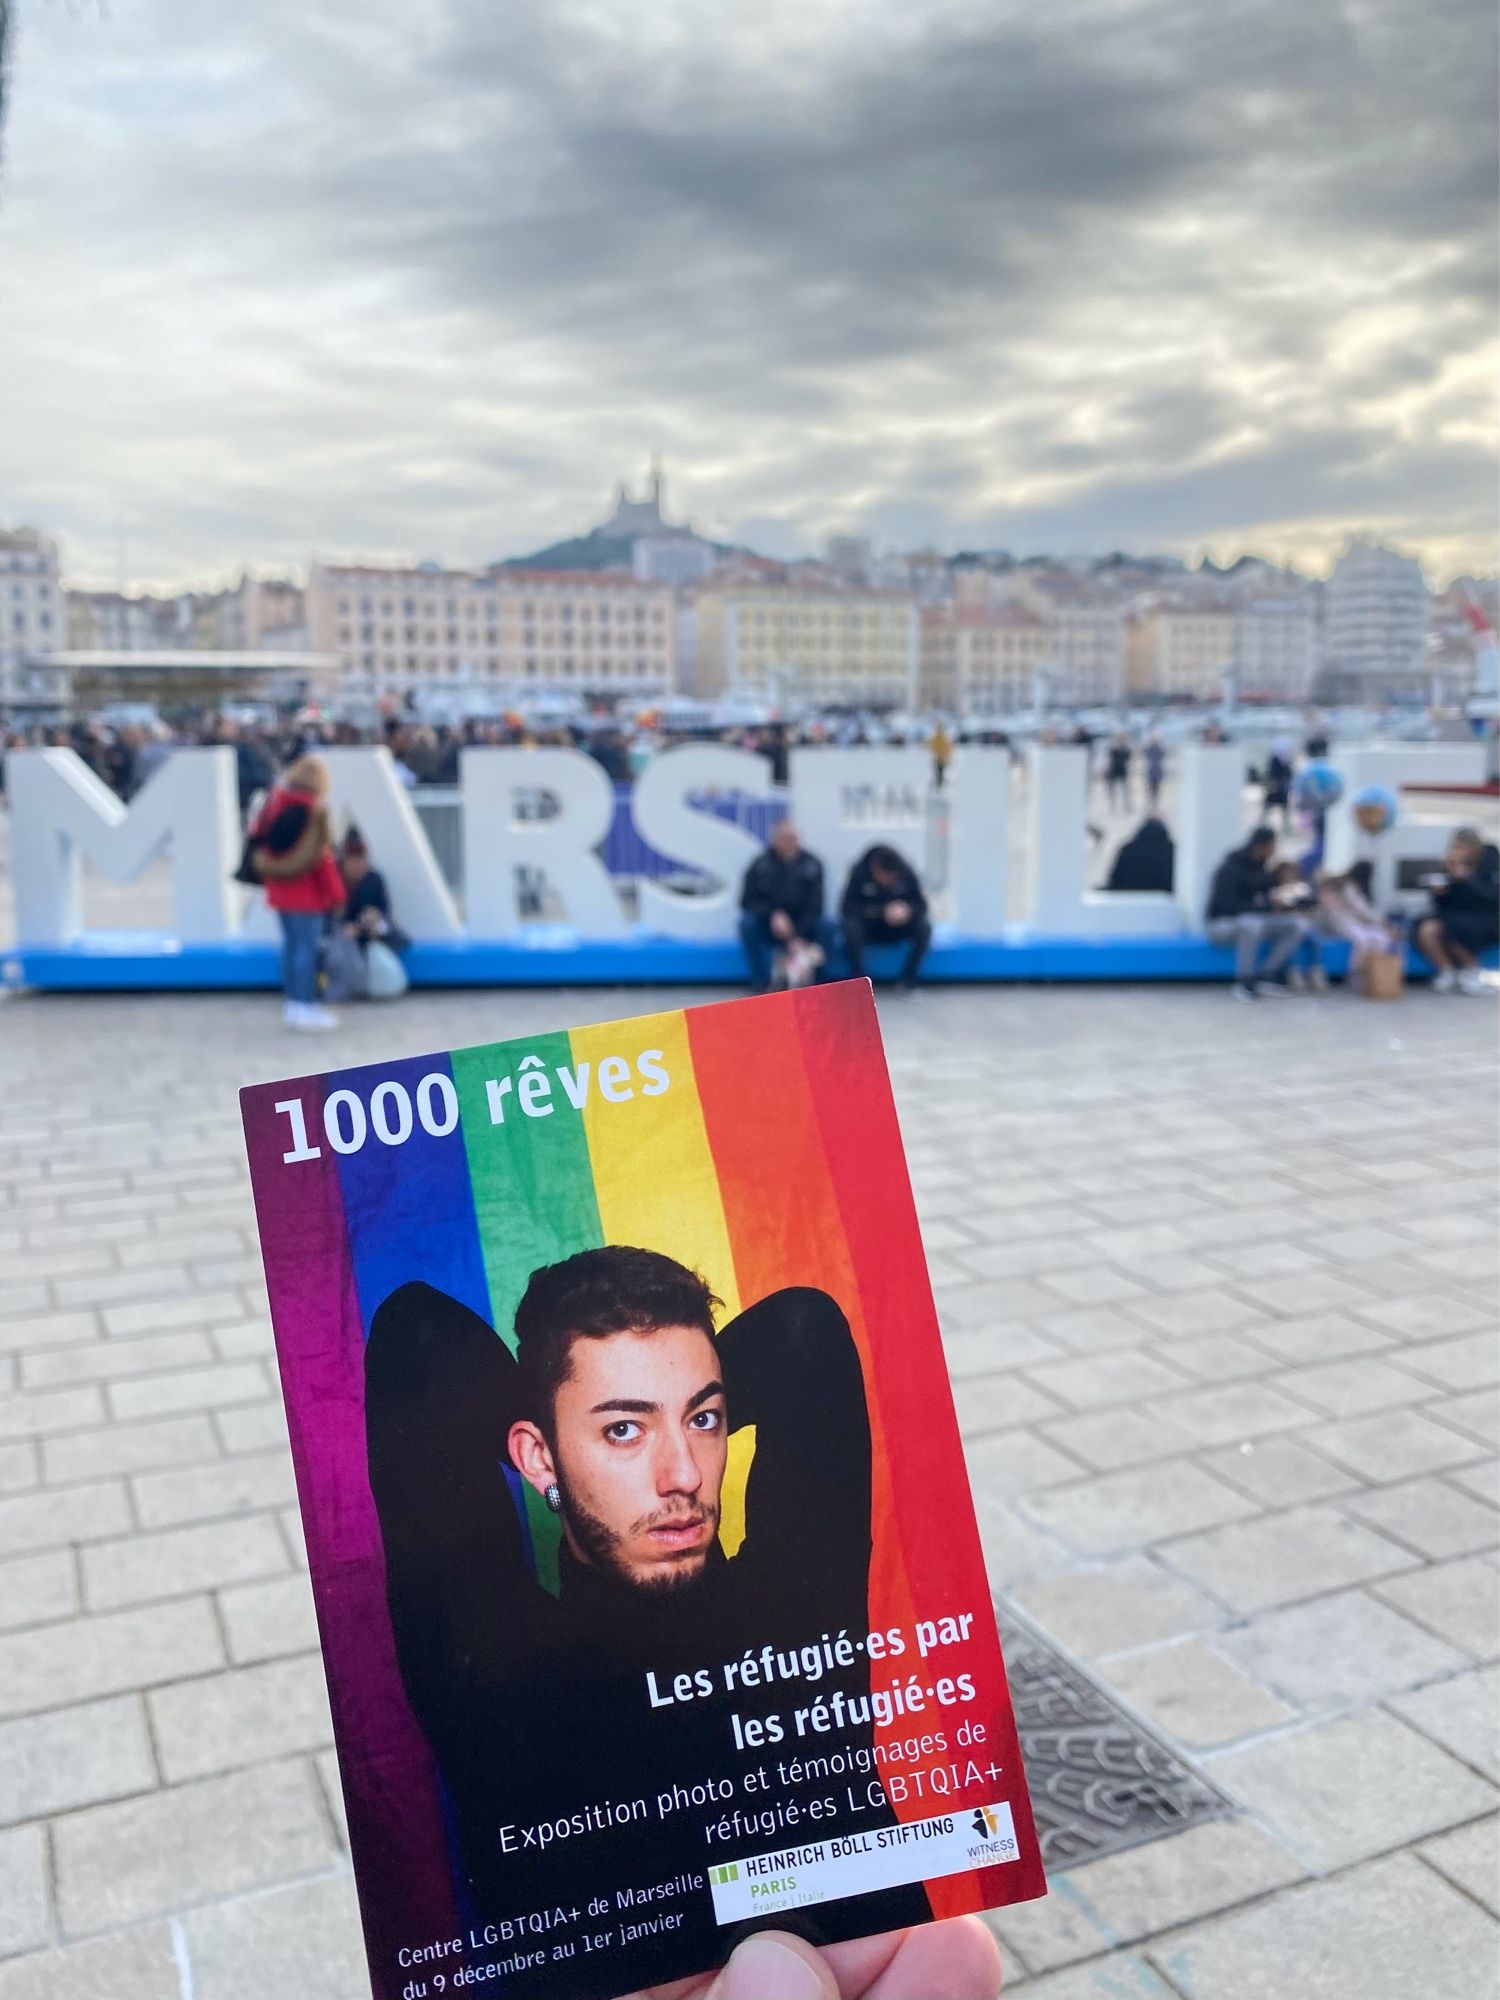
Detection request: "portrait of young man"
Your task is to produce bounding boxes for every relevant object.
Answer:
[363,1246,929,1996]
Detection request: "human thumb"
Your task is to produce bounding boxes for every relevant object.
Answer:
[706,1931,838,2000]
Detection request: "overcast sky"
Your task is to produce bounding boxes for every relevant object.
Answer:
[0,0,1494,589]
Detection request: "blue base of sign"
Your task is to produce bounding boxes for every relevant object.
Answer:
[7,928,1490,991]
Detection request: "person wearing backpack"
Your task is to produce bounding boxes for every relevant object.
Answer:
[246,754,344,1030]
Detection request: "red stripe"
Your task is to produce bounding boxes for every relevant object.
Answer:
[790,984,1045,1915]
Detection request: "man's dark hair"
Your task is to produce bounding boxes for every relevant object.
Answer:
[514,1246,720,1430]
[865,844,906,876]
[1246,825,1276,852]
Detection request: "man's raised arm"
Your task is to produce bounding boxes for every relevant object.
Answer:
[716,1287,873,1618]
[364,1282,546,1749]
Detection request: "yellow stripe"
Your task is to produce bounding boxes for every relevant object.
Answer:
[570,1010,753,1555]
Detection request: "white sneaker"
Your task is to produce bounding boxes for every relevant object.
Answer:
[287,1001,338,1031]
[1256,978,1294,997]
[1432,969,1458,994]
[1456,969,1490,997]
[1308,964,1329,994]
[1284,967,1309,993]
[1231,982,1257,1003]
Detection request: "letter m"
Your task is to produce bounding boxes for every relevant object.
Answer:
[9,747,241,945]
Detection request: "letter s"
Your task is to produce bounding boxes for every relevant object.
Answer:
[637,1049,670,1096]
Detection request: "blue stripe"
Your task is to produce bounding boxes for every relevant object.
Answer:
[327,1052,493,1340]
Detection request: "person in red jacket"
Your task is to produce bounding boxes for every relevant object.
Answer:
[248,754,344,1030]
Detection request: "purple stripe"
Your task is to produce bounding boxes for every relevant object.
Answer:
[242,1078,461,2000]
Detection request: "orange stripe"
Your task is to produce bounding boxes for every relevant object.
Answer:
[684,994,924,1800]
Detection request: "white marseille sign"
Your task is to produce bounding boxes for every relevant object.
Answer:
[5,741,1484,950]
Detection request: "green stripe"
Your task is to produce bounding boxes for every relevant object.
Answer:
[452,1031,604,1595]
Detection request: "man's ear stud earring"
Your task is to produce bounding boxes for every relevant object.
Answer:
[544,1484,562,1513]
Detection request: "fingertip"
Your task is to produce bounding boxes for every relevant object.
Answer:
[707,1930,839,2000]
[857,1915,1004,2000]
[954,1914,1006,1995]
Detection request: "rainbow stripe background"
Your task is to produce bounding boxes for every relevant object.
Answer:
[242,984,1040,1994]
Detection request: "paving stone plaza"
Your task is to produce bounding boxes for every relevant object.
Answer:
[0,964,1496,1998]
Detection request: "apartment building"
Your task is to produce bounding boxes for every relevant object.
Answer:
[68,591,190,651]
[0,527,64,705]
[693,583,918,708]
[67,575,307,655]
[919,603,1050,713]
[218,576,308,650]
[1000,572,1126,704]
[1231,597,1317,699]
[1322,540,1429,698]
[1125,600,1235,700]
[305,563,676,699]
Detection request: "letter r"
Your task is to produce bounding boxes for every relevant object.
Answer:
[459,747,627,938]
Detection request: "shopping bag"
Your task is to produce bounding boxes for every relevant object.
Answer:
[1364,950,1404,1001]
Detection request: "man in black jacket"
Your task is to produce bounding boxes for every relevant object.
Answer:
[364,1252,929,1999]
[1206,827,1315,999]
[737,820,837,990]
[841,844,932,989]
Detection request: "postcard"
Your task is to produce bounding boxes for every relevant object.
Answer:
[241,982,1045,1999]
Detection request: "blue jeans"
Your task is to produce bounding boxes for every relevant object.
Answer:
[279,911,324,1003]
[1207,913,1313,985]
[738,913,838,989]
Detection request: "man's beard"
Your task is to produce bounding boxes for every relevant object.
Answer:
[562,1492,720,1595]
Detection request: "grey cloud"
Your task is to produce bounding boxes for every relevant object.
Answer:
[0,0,1493,582]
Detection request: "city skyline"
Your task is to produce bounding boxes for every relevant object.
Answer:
[28,500,1496,605]
[1,0,1496,589]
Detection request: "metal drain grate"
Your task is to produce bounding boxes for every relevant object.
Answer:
[1001,1617,1233,1872]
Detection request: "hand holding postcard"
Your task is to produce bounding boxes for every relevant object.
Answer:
[241,983,1045,1999]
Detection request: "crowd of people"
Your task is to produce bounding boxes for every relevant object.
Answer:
[236,752,932,1029]
[2,705,1215,807]
[1206,823,1499,1000]
[238,761,1493,1033]
[1,712,976,804]
[6,705,1340,834]
[4,708,1495,1026]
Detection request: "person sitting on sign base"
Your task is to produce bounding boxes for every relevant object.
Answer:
[1414,829,1500,995]
[1206,826,1317,1001]
[1317,861,1397,993]
[840,844,932,992]
[738,820,838,993]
